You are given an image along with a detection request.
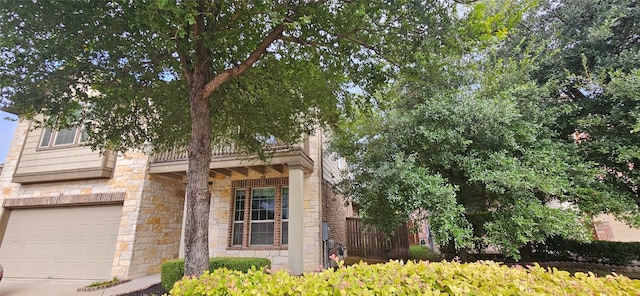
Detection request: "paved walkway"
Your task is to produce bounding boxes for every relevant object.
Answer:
[0,273,161,296]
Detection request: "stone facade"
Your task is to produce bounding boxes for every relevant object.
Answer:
[1,120,349,279]
[0,120,185,279]
[206,132,325,272]
[127,175,184,278]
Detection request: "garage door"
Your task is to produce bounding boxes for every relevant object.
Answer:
[0,205,122,280]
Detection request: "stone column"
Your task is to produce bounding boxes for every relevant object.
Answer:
[288,163,304,274]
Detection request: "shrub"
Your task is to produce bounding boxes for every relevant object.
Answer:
[343,256,386,266]
[161,257,271,291]
[408,245,442,261]
[171,260,640,295]
[533,237,640,265]
[161,259,185,292]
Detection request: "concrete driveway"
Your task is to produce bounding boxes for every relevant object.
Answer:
[0,274,161,296]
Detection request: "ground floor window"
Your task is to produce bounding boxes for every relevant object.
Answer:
[229,177,288,248]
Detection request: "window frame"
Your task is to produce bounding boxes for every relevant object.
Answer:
[37,127,87,150]
[249,187,277,246]
[228,177,289,250]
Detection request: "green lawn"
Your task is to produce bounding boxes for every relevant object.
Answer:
[409,245,442,262]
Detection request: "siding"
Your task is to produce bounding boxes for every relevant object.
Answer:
[12,126,115,183]
[321,132,344,185]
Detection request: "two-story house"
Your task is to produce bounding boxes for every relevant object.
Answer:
[0,119,351,280]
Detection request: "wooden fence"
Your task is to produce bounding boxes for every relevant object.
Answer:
[345,217,409,260]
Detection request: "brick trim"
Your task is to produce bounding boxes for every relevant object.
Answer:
[3,192,126,208]
[227,177,289,249]
[232,176,288,188]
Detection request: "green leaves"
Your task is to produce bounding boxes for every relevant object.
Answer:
[171,260,640,295]
[332,0,640,260]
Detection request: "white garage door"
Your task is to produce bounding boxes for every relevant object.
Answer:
[0,205,122,280]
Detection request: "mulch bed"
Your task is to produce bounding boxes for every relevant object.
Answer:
[119,283,167,296]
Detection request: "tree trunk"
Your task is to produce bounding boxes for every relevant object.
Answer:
[184,81,212,276]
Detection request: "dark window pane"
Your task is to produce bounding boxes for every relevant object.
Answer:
[232,190,245,246]
[232,222,243,245]
[282,187,289,220]
[234,190,245,222]
[250,222,274,245]
[40,129,52,147]
[54,127,77,145]
[281,221,288,245]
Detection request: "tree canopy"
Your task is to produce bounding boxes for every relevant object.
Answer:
[0,0,501,274]
[332,0,640,259]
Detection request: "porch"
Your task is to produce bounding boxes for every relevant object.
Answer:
[146,138,318,274]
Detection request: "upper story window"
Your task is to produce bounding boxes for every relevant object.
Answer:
[39,127,87,148]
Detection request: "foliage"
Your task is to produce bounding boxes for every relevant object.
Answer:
[0,0,493,275]
[161,259,185,292]
[87,277,119,288]
[506,0,640,225]
[532,237,640,266]
[161,257,271,291]
[342,257,387,267]
[332,0,640,261]
[408,245,442,262]
[170,260,640,295]
[0,0,478,154]
[334,55,595,259]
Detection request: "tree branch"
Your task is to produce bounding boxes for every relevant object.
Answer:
[336,33,400,67]
[280,35,324,49]
[202,23,285,98]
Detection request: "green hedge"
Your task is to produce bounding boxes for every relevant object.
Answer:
[170,260,640,295]
[533,237,640,266]
[161,257,271,291]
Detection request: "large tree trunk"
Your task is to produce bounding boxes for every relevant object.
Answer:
[184,82,212,276]
[180,0,284,277]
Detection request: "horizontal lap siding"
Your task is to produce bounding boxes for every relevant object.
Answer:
[14,127,109,175]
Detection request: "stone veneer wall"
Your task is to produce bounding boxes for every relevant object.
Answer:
[302,133,322,271]
[0,120,184,279]
[209,171,291,269]
[208,133,323,272]
[127,175,184,278]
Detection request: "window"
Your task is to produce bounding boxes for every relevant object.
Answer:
[230,178,289,248]
[232,190,246,246]
[281,187,289,245]
[250,188,276,245]
[39,127,86,148]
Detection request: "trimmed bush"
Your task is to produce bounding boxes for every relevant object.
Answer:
[161,259,185,292]
[171,260,640,295]
[533,237,640,266]
[161,257,271,291]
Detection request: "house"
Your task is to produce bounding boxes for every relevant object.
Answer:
[592,214,640,242]
[0,119,352,280]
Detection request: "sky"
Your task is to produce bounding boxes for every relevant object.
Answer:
[0,110,18,164]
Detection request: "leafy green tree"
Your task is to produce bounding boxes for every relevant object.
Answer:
[333,0,640,259]
[506,0,640,224]
[334,56,599,258]
[0,0,476,275]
